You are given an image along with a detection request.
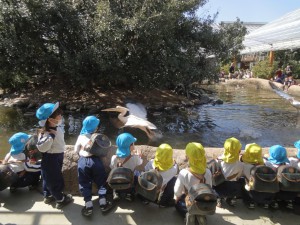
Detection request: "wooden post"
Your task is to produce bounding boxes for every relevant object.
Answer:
[269,50,274,66]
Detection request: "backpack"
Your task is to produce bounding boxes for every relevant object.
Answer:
[82,133,111,157]
[277,165,300,192]
[207,159,226,186]
[24,134,42,163]
[107,155,134,190]
[248,165,279,193]
[0,164,18,191]
[185,169,217,216]
[136,169,163,202]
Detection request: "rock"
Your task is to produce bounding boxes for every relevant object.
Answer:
[12,98,30,107]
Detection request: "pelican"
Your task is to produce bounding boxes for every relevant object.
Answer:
[102,102,160,139]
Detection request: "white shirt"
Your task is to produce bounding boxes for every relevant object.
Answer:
[4,152,26,173]
[242,163,255,180]
[110,154,143,171]
[74,134,93,157]
[144,159,178,187]
[288,157,300,169]
[264,160,281,171]
[174,168,212,198]
[220,161,244,181]
[37,126,65,154]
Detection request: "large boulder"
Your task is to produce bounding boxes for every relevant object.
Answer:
[62,145,298,195]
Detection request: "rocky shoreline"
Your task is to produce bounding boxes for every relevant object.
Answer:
[0,87,222,117]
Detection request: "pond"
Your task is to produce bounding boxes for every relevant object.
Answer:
[1,84,300,159]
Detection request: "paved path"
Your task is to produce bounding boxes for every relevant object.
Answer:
[0,188,299,225]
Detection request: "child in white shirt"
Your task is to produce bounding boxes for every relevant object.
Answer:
[110,133,142,201]
[143,143,178,207]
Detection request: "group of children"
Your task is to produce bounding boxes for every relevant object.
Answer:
[1,101,300,225]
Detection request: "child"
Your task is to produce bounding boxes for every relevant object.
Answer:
[143,143,178,207]
[240,143,276,209]
[2,132,32,192]
[289,140,300,169]
[214,137,244,207]
[36,102,73,209]
[74,115,113,216]
[110,132,143,201]
[174,142,212,225]
[264,145,297,209]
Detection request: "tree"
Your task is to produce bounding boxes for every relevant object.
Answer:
[0,0,247,92]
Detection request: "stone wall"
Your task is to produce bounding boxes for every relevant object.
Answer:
[62,145,298,195]
[221,78,300,98]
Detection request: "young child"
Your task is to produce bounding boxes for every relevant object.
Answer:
[143,143,178,207]
[214,137,244,207]
[36,102,73,209]
[264,145,297,209]
[110,132,143,201]
[174,142,212,225]
[289,140,300,169]
[2,132,31,192]
[240,143,276,209]
[74,115,113,216]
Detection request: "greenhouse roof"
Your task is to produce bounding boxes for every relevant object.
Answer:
[240,8,300,54]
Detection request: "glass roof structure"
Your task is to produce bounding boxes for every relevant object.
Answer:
[240,8,300,54]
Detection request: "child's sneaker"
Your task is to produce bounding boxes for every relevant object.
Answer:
[196,215,207,225]
[286,200,294,210]
[44,195,56,204]
[225,197,236,207]
[263,203,269,209]
[246,201,255,209]
[125,193,134,202]
[99,198,115,213]
[217,198,223,208]
[9,186,17,193]
[113,190,120,201]
[81,206,93,217]
[270,201,279,209]
[55,194,73,209]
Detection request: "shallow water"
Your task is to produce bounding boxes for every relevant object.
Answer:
[1,84,300,158]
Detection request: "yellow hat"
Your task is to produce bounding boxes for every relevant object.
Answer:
[153,144,173,171]
[185,142,206,174]
[242,143,264,165]
[223,137,242,163]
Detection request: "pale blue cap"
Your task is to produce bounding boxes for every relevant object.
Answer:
[36,102,59,126]
[116,133,137,158]
[294,140,300,158]
[9,132,31,155]
[80,116,100,135]
[268,145,290,165]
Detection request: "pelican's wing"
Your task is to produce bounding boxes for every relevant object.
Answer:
[126,102,147,120]
[125,115,157,130]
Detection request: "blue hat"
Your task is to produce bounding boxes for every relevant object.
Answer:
[268,145,290,165]
[36,102,59,126]
[80,116,100,135]
[9,132,31,155]
[294,140,300,158]
[116,133,137,158]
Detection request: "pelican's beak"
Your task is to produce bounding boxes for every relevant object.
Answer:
[102,107,125,113]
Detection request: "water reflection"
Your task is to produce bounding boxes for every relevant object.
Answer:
[1,85,300,159]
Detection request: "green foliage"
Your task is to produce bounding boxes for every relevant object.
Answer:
[252,58,278,79]
[216,19,247,65]
[0,0,247,91]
